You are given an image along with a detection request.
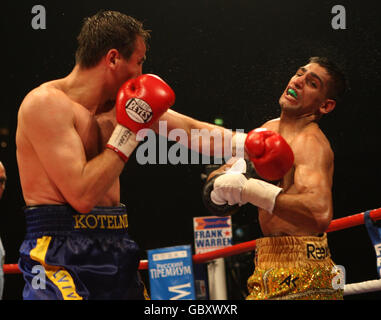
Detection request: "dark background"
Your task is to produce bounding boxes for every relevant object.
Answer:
[1,0,381,300]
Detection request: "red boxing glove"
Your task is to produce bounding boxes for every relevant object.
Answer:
[107,74,175,162]
[116,74,175,132]
[244,128,294,181]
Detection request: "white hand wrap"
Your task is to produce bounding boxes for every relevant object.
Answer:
[106,124,139,162]
[211,157,283,213]
[241,178,283,213]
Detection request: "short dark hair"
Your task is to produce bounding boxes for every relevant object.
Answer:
[308,56,346,103]
[75,10,151,68]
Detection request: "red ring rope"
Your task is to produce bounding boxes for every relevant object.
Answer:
[3,207,381,273]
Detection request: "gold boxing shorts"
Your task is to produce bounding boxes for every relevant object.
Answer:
[246,233,344,300]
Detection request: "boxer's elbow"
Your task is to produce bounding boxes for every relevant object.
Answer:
[310,197,333,233]
[72,200,94,214]
[64,188,97,213]
[314,212,331,234]
[68,197,94,214]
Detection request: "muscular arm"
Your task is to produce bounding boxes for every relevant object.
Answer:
[152,109,246,157]
[18,88,124,213]
[271,133,334,233]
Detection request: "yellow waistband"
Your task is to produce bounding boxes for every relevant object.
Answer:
[255,233,332,269]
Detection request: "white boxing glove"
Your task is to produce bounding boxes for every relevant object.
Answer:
[211,173,248,206]
[211,157,283,213]
[210,158,247,206]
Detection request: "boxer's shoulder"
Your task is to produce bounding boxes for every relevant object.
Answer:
[21,82,73,112]
[292,125,333,165]
[261,118,280,132]
[294,124,332,150]
[19,82,77,128]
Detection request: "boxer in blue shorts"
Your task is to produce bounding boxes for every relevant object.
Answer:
[16,11,240,300]
[16,11,165,300]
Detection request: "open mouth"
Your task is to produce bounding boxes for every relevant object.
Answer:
[286,88,298,99]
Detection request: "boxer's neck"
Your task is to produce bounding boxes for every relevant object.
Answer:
[278,111,318,137]
[62,65,113,114]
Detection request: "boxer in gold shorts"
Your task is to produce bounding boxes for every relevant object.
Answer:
[206,57,346,300]
[247,234,342,300]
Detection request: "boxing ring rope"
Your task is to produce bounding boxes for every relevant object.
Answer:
[343,279,381,296]
[3,207,381,296]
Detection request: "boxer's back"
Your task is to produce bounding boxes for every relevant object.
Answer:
[16,80,119,207]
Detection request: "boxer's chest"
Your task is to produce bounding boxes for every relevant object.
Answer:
[73,106,116,160]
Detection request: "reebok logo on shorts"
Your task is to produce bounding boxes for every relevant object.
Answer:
[306,243,330,260]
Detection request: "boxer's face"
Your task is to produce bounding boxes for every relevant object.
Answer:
[279,63,334,117]
[108,36,147,98]
[120,36,147,81]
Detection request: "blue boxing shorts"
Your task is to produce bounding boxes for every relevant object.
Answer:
[18,204,149,300]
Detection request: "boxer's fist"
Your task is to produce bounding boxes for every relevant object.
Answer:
[205,158,246,216]
[202,173,240,217]
[202,159,259,216]
[106,74,175,162]
[210,171,283,213]
[245,128,294,181]
[116,74,175,133]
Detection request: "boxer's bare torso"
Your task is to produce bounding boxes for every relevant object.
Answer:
[16,36,152,213]
[207,118,334,238]
[16,79,229,213]
[16,80,119,208]
[258,118,334,237]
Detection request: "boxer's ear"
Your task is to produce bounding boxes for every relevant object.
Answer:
[105,49,121,70]
[320,99,336,115]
